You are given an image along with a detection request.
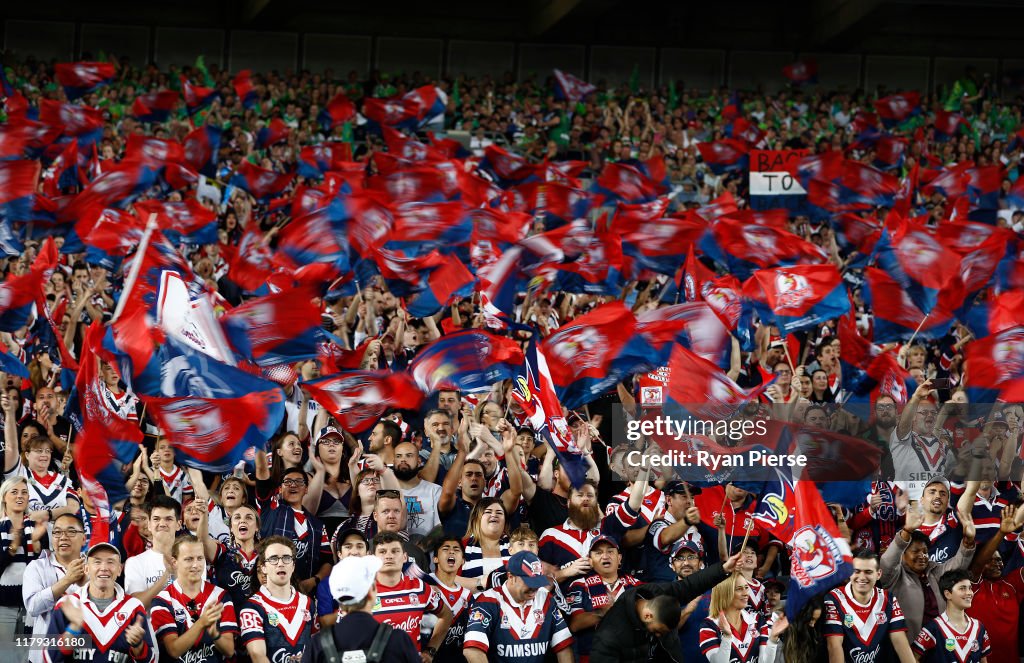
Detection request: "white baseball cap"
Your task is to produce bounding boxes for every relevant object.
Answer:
[329,555,382,605]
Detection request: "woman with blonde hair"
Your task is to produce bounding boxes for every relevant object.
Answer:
[457,497,509,592]
[0,476,48,643]
[700,572,788,663]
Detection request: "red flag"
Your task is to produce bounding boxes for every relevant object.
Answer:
[303,372,424,433]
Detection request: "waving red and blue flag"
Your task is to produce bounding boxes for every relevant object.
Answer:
[319,92,357,131]
[303,371,424,433]
[743,264,850,336]
[276,199,352,270]
[54,62,116,100]
[934,110,967,142]
[233,70,258,109]
[131,90,179,123]
[182,124,221,177]
[864,266,955,343]
[664,344,771,421]
[617,209,706,277]
[39,99,104,145]
[512,338,588,488]
[362,85,445,132]
[752,471,853,620]
[145,388,285,472]
[230,160,295,202]
[135,199,218,246]
[700,217,827,280]
[405,254,477,318]
[0,159,42,222]
[696,139,750,174]
[221,284,324,366]
[180,75,218,115]
[410,329,524,394]
[71,323,143,508]
[873,225,961,315]
[298,144,354,178]
[965,327,1024,389]
[636,301,732,367]
[873,91,921,127]
[540,302,661,409]
[256,117,290,148]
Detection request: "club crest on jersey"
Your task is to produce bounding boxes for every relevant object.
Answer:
[115,612,127,625]
[774,271,811,310]
[469,608,490,629]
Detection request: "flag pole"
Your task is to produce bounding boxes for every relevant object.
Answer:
[903,312,932,360]
[110,214,158,325]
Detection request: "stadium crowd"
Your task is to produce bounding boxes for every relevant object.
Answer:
[0,53,1021,663]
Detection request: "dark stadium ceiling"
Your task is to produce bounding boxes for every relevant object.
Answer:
[5,0,1024,55]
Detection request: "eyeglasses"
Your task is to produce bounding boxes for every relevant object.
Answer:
[265,555,294,566]
[29,449,52,455]
[281,479,307,487]
[673,553,699,562]
[52,529,83,538]
[875,404,896,411]
[376,489,401,499]
[360,477,381,486]
[318,438,341,447]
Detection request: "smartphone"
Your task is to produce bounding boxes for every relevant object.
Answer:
[931,378,951,390]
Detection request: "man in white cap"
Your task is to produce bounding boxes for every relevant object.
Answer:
[308,555,420,663]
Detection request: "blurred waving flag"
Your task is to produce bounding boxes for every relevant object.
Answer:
[303,371,424,433]
[743,264,850,336]
[874,91,921,128]
[319,93,357,132]
[782,59,818,85]
[233,70,258,109]
[180,76,218,115]
[540,302,661,409]
[410,329,524,394]
[230,161,295,202]
[552,69,596,102]
[55,62,116,100]
[221,284,324,366]
[131,90,179,123]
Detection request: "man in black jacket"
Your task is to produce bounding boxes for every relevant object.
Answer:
[589,551,740,662]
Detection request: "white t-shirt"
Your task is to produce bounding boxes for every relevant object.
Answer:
[401,480,442,538]
[124,549,169,596]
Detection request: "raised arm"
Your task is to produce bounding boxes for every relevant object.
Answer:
[3,393,20,473]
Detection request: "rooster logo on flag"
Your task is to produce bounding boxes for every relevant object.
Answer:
[791,526,840,582]
[742,226,779,262]
[775,271,812,309]
[547,326,605,370]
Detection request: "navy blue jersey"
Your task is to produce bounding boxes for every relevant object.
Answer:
[151,581,238,663]
[566,573,641,656]
[428,574,472,663]
[239,587,315,663]
[258,506,331,581]
[44,586,156,663]
[211,543,258,609]
[824,584,907,663]
[463,584,573,662]
[913,613,990,663]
